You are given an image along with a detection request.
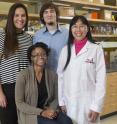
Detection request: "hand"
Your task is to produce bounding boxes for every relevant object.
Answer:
[88,110,99,123]
[0,91,7,108]
[41,108,57,119]
[60,106,67,113]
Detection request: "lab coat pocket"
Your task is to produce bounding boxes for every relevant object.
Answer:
[85,58,95,70]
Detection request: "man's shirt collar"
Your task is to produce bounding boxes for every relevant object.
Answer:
[42,24,62,33]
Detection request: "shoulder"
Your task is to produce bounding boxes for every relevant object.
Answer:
[22,32,32,39]
[88,41,103,49]
[0,30,5,38]
[88,41,104,55]
[18,66,32,77]
[34,27,45,36]
[0,31,5,46]
[17,32,32,41]
[61,45,68,54]
[45,68,58,78]
[59,26,68,34]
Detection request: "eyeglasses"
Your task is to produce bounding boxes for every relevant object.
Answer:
[72,25,87,30]
[31,54,47,58]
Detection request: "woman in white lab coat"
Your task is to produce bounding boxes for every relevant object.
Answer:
[57,15,106,124]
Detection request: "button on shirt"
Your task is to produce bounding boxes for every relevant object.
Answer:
[33,26,68,72]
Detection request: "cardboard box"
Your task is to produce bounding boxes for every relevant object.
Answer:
[99,10,112,20]
[58,6,74,17]
[75,9,88,16]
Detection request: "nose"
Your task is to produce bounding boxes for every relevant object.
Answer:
[48,11,52,16]
[75,27,81,31]
[38,55,43,58]
[18,16,23,20]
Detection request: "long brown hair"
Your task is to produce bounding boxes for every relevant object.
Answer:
[4,3,28,58]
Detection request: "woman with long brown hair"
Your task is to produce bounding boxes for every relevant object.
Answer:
[0,3,32,124]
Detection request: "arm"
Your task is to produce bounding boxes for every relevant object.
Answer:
[33,31,39,44]
[15,71,43,115]
[90,45,106,113]
[0,33,7,108]
[0,84,7,108]
[0,58,7,108]
[49,73,58,110]
[42,74,59,119]
[57,47,66,107]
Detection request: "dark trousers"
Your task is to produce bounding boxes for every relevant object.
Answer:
[0,83,18,124]
[38,112,73,124]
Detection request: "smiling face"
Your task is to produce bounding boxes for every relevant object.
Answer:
[13,7,27,31]
[31,47,47,68]
[71,19,88,41]
[43,8,57,25]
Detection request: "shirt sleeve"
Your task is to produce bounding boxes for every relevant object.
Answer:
[33,31,39,44]
[57,47,67,106]
[90,45,106,113]
[0,32,4,83]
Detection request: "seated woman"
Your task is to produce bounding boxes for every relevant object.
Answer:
[15,42,73,124]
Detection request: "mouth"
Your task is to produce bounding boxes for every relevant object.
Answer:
[18,22,24,25]
[37,59,45,63]
[17,20,25,25]
[75,32,82,36]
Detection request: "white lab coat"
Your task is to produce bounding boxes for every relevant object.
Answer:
[57,41,106,124]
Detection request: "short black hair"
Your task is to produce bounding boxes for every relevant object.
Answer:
[40,2,59,25]
[27,42,50,63]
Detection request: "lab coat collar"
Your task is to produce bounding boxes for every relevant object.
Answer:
[72,40,92,57]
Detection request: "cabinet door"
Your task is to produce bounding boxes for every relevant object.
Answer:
[101,72,117,115]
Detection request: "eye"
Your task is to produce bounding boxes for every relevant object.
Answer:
[14,14,19,17]
[72,25,77,29]
[50,9,55,13]
[80,25,84,28]
[21,14,26,17]
[31,53,47,58]
[44,11,48,14]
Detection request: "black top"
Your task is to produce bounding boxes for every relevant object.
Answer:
[37,70,48,109]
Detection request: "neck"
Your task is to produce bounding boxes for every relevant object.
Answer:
[46,23,57,32]
[74,37,88,43]
[34,65,43,81]
[16,29,23,34]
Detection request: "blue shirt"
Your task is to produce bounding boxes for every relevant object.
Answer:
[33,26,68,72]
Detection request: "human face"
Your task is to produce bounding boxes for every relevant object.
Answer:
[13,7,27,30]
[71,20,88,41]
[31,47,47,67]
[43,8,57,25]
